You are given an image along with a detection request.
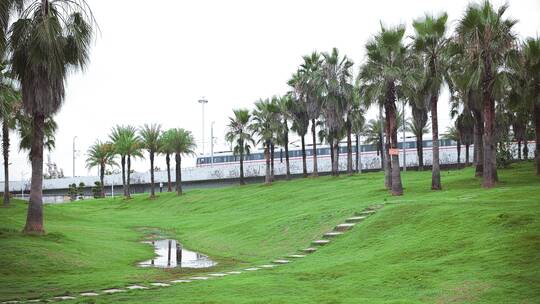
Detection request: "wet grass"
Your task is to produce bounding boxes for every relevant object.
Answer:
[0,162,539,303]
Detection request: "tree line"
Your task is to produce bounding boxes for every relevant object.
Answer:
[226,1,539,197]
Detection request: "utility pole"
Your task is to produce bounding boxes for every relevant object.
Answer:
[198,98,208,155]
[210,121,215,167]
[72,136,77,177]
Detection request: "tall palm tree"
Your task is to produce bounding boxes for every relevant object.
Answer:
[349,94,365,173]
[287,75,309,177]
[225,109,254,185]
[164,128,196,196]
[457,1,517,186]
[111,125,142,199]
[140,123,162,199]
[291,52,324,177]
[0,64,19,206]
[159,129,175,192]
[360,25,411,196]
[321,48,354,176]
[412,13,450,190]
[9,0,95,233]
[251,98,279,184]
[407,105,429,171]
[276,94,293,180]
[457,111,474,166]
[85,140,115,198]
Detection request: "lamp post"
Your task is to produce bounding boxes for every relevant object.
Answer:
[198,98,208,155]
[72,136,78,177]
[210,121,215,167]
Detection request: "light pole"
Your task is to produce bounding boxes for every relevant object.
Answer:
[72,136,78,177]
[210,121,215,167]
[198,98,208,155]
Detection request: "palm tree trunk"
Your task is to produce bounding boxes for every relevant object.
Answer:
[523,136,528,160]
[355,133,360,173]
[175,153,182,195]
[465,144,470,167]
[333,140,340,176]
[301,135,307,177]
[23,114,45,234]
[517,141,522,160]
[166,153,172,191]
[473,110,484,177]
[3,119,10,206]
[347,123,353,175]
[384,113,392,190]
[239,149,245,185]
[535,104,540,175]
[311,119,318,177]
[121,156,126,196]
[149,151,155,198]
[457,139,461,169]
[430,94,441,190]
[270,142,275,181]
[126,155,131,198]
[329,138,334,175]
[386,83,402,196]
[264,142,271,184]
[100,163,105,198]
[284,128,291,180]
[482,69,497,187]
[416,135,423,171]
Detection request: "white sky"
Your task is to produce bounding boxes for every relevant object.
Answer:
[4,0,540,181]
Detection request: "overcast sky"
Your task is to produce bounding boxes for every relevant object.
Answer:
[4,0,540,181]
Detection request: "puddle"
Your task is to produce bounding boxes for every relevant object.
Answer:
[138,239,216,269]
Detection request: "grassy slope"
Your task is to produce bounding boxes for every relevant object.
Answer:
[0,163,539,303]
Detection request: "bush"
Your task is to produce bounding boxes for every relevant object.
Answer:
[92,182,103,198]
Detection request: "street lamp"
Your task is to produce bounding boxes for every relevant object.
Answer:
[72,136,78,177]
[198,98,208,155]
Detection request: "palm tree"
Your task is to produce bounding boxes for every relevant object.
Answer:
[111,125,142,199]
[363,118,384,169]
[360,25,411,196]
[412,13,450,190]
[321,48,354,176]
[9,0,95,233]
[275,95,294,179]
[407,105,429,171]
[164,128,196,196]
[17,113,57,158]
[0,63,19,206]
[445,124,461,168]
[159,129,175,192]
[456,1,517,186]
[291,53,324,177]
[457,111,474,166]
[251,98,279,184]
[287,75,310,177]
[349,94,365,173]
[85,141,115,198]
[140,124,162,199]
[225,109,254,185]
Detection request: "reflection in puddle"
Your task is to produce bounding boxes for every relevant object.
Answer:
[138,239,216,269]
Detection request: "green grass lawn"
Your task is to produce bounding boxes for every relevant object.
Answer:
[1,163,539,303]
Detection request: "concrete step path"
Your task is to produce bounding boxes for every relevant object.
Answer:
[4,206,383,304]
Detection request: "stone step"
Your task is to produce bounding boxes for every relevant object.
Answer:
[356,210,376,216]
[80,292,99,297]
[273,259,290,264]
[335,223,355,231]
[302,247,317,253]
[190,276,210,280]
[150,283,170,287]
[209,273,228,277]
[345,216,367,223]
[53,296,76,301]
[227,271,242,274]
[288,254,306,258]
[102,289,125,294]
[324,231,344,238]
[126,285,148,290]
[171,279,192,283]
[244,267,260,271]
[312,239,330,246]
[259,264,277,268]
